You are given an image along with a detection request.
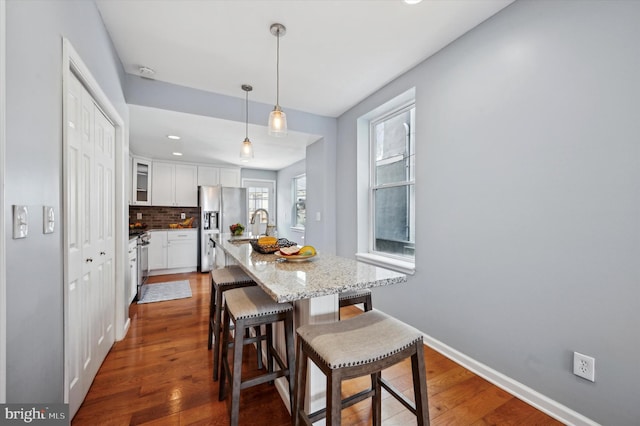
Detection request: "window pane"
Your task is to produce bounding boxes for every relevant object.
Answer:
[248,187,269,223]
[373,184,415,257]
[374,108,414,186]
[293,175,306,228]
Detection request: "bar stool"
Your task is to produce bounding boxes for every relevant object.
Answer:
[219,286,296,426]
[209,266,258,381]
[292,310,430,426]
[338,288,373,319]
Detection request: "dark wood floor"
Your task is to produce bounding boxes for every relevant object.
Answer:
[72,272,563,425]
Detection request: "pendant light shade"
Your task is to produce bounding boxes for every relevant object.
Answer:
[269,23,287,137]
[240,84,254,161]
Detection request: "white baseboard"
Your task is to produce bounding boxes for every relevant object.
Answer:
[422,333,600,426]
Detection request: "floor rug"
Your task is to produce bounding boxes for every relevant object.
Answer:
[137,280,192,304]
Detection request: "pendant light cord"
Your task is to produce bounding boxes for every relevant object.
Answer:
[276,29,280,107]
[245,89,249,138]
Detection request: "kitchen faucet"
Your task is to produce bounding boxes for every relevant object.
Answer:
[250,209,270,235]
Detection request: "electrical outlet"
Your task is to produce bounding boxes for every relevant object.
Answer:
[573,351,595,382]
[137,213,142,220]
[181,213,186,220]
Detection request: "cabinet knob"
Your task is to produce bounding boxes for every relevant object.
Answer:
[100,251,106,255]
[85,258,93,263]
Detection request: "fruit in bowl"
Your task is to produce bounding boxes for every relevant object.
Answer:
[230,223,245,236]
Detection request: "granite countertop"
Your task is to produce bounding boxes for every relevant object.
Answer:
[214,233,407,303]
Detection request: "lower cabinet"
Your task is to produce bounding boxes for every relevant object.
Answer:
[128,239,138,303]
[168,231,198,269]
[149,229,197,274]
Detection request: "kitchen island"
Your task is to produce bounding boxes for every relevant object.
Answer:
[213,233,407,414]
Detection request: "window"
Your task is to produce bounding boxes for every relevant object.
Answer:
[370,103,415,259]
[292,174,306,229]
[244,179,276,234]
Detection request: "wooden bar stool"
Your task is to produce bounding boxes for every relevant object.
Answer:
[218,286,295,426]
[338,288,372,319]
[209,266,258,381]
[292,310,430,426]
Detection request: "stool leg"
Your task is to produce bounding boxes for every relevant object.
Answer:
[372,372,381,426]
[208,282,215,349]
[412,342,430,426]
[284,311,295,408]
[230,317,245,426]
[254,326,264,370]
[364,295,372,312]
[266,323,274,375]
[212,286,224,381]
[327,371,342,426]
[218,307,231,401]
[292,339,308,426]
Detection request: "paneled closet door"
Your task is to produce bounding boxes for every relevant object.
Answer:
[93,105,115,369]
[66,72,115,416]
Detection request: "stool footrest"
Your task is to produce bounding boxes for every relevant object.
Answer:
[380,377,417,414]
[308,387,376,424]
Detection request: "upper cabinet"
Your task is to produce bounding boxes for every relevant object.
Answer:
[151,161,198,207]
[197,166,220,186]
[131,157,152,205]
[220,168,241,187]
[198,166,241,187]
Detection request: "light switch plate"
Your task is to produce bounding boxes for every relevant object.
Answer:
[43,206,55,234]
[13,205,28,239]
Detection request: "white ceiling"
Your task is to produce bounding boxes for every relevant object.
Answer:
[96,0,514,169]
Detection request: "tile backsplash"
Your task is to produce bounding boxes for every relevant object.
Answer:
[129,206,200,229]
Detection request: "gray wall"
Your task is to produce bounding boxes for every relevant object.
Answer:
[336,1,640,424]
[5,0,127,402]
[276,159,306,244]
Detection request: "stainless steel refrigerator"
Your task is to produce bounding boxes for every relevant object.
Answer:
[198,185,247,272]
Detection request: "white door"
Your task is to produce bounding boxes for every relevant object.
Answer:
[243,179,276,235]
[93,105,115,367]
[66,72,115,415]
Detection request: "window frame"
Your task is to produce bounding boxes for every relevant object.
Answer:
[291,174,306,230]
[368,102,415,261]
[355,88,416,275]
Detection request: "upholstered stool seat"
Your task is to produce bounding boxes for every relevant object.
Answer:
[338,288,373,318]
[209,266,258,381]
[219,286,295,426]
[293,310,430,426]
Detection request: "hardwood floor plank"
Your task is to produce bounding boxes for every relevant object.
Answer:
[72,272,563,425]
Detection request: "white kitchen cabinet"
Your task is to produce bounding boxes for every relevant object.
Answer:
[197,166,220,186]
[219,167,241,187]
[148,230,168,270]
[149,229,197,274]
[167,230,198,269]
[151,161,197,206]
[131,156,152,205]
[128,239,138,303]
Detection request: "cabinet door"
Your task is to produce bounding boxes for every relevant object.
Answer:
[148,231,168,270]
[174,164,198,207]
[167,240,197,268]
[198,166,220,186]
[151,162,174,206]
[132,157,152,205]
[220,168,241,187]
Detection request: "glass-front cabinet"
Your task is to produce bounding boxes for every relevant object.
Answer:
[132,156,152,205]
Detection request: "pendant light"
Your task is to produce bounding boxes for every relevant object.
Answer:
[268,23,287,137]
[240,84,254,161]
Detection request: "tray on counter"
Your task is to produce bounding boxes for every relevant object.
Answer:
[249,238,298,254]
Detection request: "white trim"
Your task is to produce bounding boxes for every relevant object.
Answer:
[422,333,600,426]
[241,177,277,227]
[61,38,129,404]
[355,252,415,275]
[0,0,7,403]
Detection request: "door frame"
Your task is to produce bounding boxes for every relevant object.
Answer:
[242,178,277,231]
[0,0,7,403]
[61,38,129,402]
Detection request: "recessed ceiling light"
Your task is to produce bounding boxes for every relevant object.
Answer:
[172,152,183,156]
[167,135,181,140]
[404,0,422,4]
